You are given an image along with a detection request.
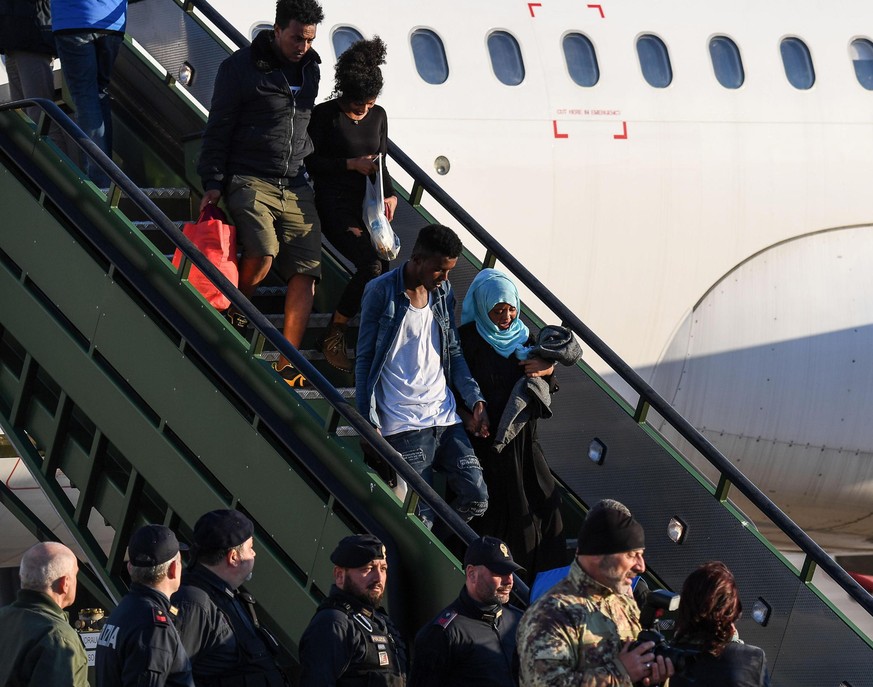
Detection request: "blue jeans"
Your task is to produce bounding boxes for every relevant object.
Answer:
[385,423,488,527]
[55,32,123,186]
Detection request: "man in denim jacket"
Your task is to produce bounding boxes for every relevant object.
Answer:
[356,224,489,526]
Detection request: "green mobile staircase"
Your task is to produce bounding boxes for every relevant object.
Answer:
[1,0,873,682]
[0,107,469,652]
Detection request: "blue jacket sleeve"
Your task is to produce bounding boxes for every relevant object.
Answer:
[355,280,383,424]
[445,286,485,411]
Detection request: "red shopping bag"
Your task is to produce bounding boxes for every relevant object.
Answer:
[172,205,238,311]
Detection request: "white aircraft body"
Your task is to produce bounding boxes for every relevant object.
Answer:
[203,0,873,553]
[2,0,873,568]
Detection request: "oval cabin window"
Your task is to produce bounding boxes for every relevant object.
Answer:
[332,26,364,59]
[709,36,744,89]
[563,33,600,87]
[487,30,525,85]
[411,29,449,85]
[637,34,672,88]
[780,37,815,89]
[850,38,873,90]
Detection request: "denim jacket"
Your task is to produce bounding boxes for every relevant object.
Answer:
[356,264,484,429]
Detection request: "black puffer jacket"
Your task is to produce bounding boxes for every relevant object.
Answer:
[198,29,320,192]
[0,0,54,55]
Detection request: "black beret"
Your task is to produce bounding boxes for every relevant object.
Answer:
[464,536,524,575]
[577,505,645,555]
[192,509,254,550]
[330,534,386,568]
[129,525,181,567]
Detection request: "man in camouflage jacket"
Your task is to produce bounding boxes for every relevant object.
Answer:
[516,500,674,687]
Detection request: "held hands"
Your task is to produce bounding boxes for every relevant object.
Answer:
[618,641,675,686]
[471,402,490,438]
[199,189,221,213]
[347,155,378,175]
[520,357,554,378]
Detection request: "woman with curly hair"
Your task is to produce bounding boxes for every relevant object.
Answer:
[306,36,397,373]
[671,561,771,686]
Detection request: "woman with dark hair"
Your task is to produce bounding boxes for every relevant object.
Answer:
[672,561,771,687]
[306,36,397,373]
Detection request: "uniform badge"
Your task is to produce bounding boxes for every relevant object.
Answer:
[152,608,169,626]
[500,543,509,557]
[371,634,388,644]
[379,651,390,666]
[436,610,458,628]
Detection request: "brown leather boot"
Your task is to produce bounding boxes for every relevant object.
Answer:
[319,322,352,372]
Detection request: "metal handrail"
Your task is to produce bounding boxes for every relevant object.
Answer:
[386,139,873,617]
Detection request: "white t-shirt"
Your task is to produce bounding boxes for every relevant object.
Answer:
[377,299,460,436]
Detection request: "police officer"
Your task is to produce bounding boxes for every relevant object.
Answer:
[298,534,407,686]
[95,524,193,686]
[171,509,287,686]
[408,536,523,687]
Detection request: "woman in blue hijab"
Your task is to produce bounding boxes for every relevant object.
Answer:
[459,269,566,581]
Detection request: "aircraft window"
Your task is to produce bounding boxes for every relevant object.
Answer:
[709,36,744,89]
[850,38,873,90]
[332,26,364,59]
[636,34,672,88]
[563,33,600,87]
[487,30,525,85]
[411,29,449,84]
[780,37,815,89]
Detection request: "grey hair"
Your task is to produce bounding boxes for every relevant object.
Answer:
[130,559,173,586]
[19,542,76,592]
[589,499,632,517]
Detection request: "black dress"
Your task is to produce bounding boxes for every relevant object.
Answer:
[459,322,565,582]
[305,98,394,318]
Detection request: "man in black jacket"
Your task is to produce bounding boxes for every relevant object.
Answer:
[408,536,523,687]
[172,509,287,687]
[298,534,407,686]
[198,0,324,388]
[95,524,193,686]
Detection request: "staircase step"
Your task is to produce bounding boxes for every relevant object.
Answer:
[138,187,191,199]
[294,386,356,401]
[262,349,354,363]
[133,220,186,233]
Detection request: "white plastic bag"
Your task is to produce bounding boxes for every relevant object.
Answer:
[363,154,401,260]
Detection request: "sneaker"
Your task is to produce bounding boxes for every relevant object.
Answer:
[319,324,353,373]
[271,362,310,388]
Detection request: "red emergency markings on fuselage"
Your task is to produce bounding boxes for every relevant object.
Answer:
[587,4,605,18]
[528,2,542,17]
[553,120,569,139]
[613,121,628,139]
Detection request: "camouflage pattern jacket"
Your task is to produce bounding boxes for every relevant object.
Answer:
[516,559,641,686]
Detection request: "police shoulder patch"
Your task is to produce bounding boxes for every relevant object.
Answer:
[152,608,170,626]
[435,610,458,629]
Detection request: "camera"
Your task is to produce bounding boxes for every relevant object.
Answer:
[633,628,701,673]
[632,589,701,675]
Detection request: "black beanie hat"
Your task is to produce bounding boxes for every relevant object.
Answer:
[577,504,645,555]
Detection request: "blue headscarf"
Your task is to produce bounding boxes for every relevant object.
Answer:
[461,269,530,359]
